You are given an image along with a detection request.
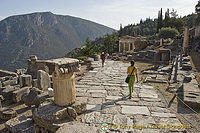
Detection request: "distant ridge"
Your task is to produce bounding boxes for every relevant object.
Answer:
[0,12,115,70]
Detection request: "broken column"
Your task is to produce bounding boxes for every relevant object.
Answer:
[52,59,79,106]
[32,58,88,132]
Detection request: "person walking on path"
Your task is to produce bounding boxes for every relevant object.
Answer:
[127,60,138,99]
[101,52,106,67]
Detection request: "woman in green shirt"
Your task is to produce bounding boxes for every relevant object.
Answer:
[127,60,139,99]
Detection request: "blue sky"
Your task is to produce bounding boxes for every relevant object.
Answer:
[0,0,198,29]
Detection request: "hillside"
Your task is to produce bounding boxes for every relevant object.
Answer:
[0,12,115,70]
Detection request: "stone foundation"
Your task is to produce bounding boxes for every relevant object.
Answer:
[33,98,86,132]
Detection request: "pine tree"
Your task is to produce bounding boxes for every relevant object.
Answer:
[157,8,163,33]
[164,8,170,27]
[119,24,123,37]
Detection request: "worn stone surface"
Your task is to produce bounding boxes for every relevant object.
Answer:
[5,115,34,133]
[37,70,51,90]
[0,107,17,120]
[2,78,18,87]
[12,87,30,102]
[33,100,87,132]
[32,60,184,132]
[121,105,150,115]
[21,87,42,107]
[56,122,102,133]
[2,85,20,101]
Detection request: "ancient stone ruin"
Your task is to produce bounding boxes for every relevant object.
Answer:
[0,56,88,132]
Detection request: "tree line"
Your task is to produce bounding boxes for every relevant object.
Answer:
[67,7,199,58]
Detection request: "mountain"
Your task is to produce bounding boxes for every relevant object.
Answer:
[0,12,115,70]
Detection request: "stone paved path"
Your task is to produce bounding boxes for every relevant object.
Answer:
[76,61,186,133]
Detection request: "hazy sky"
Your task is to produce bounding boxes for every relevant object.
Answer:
[0,0,198,29]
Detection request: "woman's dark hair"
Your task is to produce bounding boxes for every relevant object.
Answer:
[131,60,135,66]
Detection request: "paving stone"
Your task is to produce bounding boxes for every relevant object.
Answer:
[107,90,122,96]
[139,89,158,99]
[142,101,165,107]
[151,112,176,118]
[112,114,132,125]
[102,105,121,114]
[88,97,104,104]
[121,105,150,116]
[91,92,106,98]
[142,98,161,102]
[116,101,142,106]
[87,89,107,94]
[106,96,122,100]
[86,104,102,111]
[134,115,156,125]
[56,122,102,133]
[76,92,91,97]
[149,107,170,113]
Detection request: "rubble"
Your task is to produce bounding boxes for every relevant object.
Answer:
[33,101,86,132]
[0,107,17,120]
[21,87,43,107]
[5,115,34,133]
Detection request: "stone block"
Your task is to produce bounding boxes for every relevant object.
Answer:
[21,87,42,107]
[33,102,84,132]
[12,87,30,103]
[32,79,38,87]
[2,85,16,100]
[121,105,150,115]
[19,75,32,87]
[151,112,176,118]
[2,78,18,87]
[0,107,17,120]
[5,115,34,133]
[37,70,50,90]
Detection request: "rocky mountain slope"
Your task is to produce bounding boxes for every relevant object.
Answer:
[0,12,114,70]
